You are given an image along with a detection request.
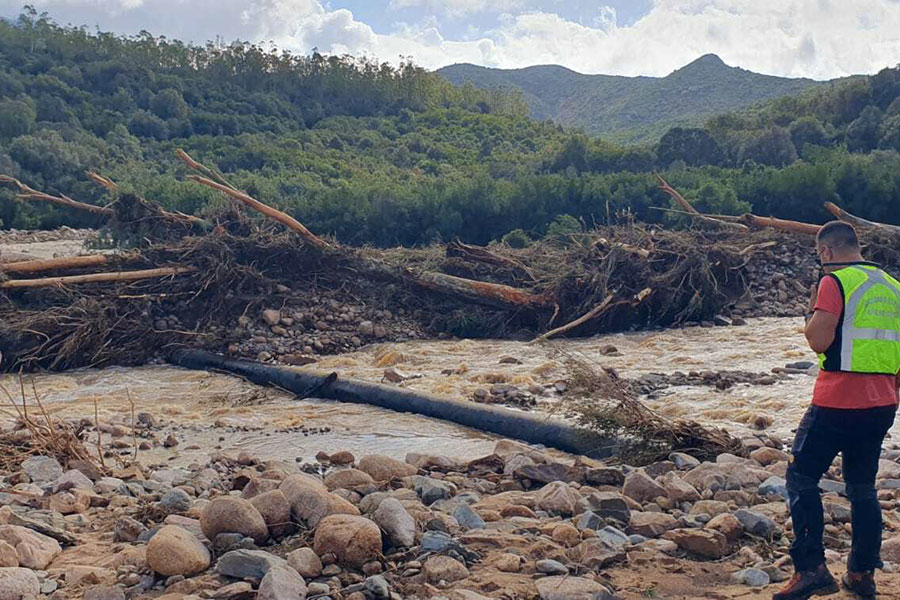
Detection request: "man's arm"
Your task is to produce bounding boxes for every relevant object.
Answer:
[804,278,841,354]
[805,310,840,353]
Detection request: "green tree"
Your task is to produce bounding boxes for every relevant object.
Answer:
[0,99,35,138]
[656,128,724,167]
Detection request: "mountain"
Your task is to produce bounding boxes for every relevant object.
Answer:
[437,55,830,143]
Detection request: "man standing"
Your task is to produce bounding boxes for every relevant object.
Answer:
[774,221,900,600]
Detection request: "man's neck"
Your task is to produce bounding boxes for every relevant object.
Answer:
[824,253,866,273]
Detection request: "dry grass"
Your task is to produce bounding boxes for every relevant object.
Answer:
[0,362,101,474]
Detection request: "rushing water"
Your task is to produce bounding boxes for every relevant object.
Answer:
[4,316,891,466]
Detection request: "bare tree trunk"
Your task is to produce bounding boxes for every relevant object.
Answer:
[2,255,110,274]
[824,202,900,237]
[1,267,194,289]
[740,214,821,236]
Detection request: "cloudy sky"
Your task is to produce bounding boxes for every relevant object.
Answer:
[3,0,900,80]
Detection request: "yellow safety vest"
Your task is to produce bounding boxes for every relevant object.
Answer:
[818,264,900,375]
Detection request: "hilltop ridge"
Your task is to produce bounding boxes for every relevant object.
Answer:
[437,54,829,143]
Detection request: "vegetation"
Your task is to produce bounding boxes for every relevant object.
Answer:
[437,55,828,143]
[2,7,900,244]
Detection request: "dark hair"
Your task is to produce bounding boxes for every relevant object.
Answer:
[817,220,859,250]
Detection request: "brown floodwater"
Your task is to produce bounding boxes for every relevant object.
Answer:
[2,316,867,468]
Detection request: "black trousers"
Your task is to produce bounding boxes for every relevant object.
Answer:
[786,404,896,572]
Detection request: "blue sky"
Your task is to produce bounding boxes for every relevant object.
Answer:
[2,1,899,79]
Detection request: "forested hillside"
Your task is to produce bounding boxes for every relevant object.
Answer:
[437,55,827,143]
[2,8,900,245]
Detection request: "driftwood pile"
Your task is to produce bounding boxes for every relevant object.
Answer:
[1,154,899,374]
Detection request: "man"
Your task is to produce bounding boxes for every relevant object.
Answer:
[774,221,900,600]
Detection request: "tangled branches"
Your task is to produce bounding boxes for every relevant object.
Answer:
[0,368,99,474]
[562,357,745,465]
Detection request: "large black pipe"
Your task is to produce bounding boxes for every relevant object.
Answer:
[169,349,615,458]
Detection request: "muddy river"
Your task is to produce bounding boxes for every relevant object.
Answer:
[2,316,870,467]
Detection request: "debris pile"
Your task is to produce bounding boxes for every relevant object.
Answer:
[2,162,900,374]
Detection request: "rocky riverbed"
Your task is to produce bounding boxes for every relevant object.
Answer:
[3,423,900,600]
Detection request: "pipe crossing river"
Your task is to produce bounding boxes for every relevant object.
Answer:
[169,349,614,458]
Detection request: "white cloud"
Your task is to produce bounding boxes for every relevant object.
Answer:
[4,0,900,79]
[387,0,527,19]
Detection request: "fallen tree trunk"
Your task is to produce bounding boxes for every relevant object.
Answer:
[355,257,551,310]
[824,202,900,237]
[1,255,110,274]
[0,175,113,216]
[741,214,821,236]
[170,349,614,457]
[186,175,330,250]
[1,267,194,289]
[655,175,748,231]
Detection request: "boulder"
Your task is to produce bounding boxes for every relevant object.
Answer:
[453,503,485,531]
[49,489,92,514]
[216,550,287,580]
[628,512,677,538]
[52,469,95,493]
[287,548,323,579]
[324,469,375,492]
[534,481,583,516]
[882,535,900,562]
[622,470,666,503]
[0,568,40,600]
[759,476,788,499]
[21,456,63,484]
[146,525,211,577]
[706,513,742,542]
[250,490,294,539]
[734,509,778,539]
[357,455,417,482]
[585,492,631,524]
[660,472,701,503]
[424,555,468,584]
[568,538,626,569]
[688,500,730,517]
[750,447,789,466]
[329,451,355,465]
[551,523,581,547]
[583,467,625,487]
[200,497,269,545]
[536,576,615,600]
[733,568,771,587]
[0,525,61,569]
[159,488,193,514]
[313,515,382,568]
[280,475,359,528]
[242,478,281,500]
[536,559,568,576]
[575,510,604,531]
[415,478,452,506]
[663,529,729,559]
[257,565,308,600]
[83,586,126,600]
[514,463,581,484]
[372,498,416,548]
[878,459,900,480]
[669,452,701,470]
[0,542,16,568]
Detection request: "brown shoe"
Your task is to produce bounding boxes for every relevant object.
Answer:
[841,571,876,598]
[773,565,839,600]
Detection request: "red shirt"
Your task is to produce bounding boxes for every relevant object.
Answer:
[812,275,900,409]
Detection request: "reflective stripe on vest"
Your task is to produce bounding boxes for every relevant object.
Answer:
[818,265,900,374]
